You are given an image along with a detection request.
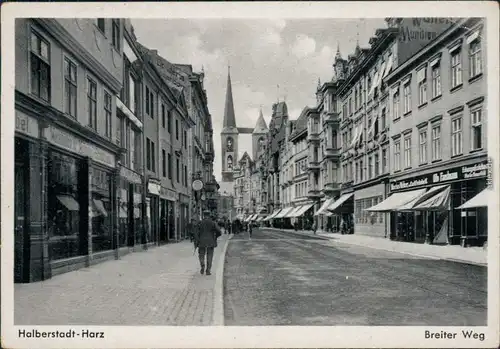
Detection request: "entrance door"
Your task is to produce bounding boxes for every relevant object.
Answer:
[14,143,29,283]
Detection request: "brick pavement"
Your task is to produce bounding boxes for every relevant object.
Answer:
[15,235,230,326]
[262,228,487,266]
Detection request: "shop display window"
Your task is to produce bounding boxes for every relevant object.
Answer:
[90,167,112,253]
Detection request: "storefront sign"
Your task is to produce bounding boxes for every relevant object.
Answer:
[47,126,115,168]
[391,160,487,191]
[179,193,190,204]
[160,187,177,201]
[15,111,39,139]
[147,181,161,195]
[120,166,142,184]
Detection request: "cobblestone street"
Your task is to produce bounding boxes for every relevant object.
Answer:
[224,229,487,326]
[15,235,229,326]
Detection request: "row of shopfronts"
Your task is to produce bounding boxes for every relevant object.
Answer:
[310,156,489,247]
[14,110,190,283]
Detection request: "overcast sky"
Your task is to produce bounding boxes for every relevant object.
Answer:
[132,18,387,183]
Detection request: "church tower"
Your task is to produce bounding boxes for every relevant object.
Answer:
[221,66,239,183]
[252,107,268,162]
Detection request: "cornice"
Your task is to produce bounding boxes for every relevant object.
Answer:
[15,90,122,155]
[35,19,122,94]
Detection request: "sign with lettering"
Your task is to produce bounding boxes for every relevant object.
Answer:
[120,166,142,184]
[391,160,487,192]
[47,126,115,168]
[15,111,39,139]
[160,186,177,201]
[147,181,161,196]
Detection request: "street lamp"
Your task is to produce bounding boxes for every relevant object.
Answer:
[192,178,204,220]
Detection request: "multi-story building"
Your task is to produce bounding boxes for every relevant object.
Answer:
[314,77,342,232]
[336,18,455,238]
[116,20,145,252]
[278,120,296,223]
[372,17,487,246]
[14,18,124,282]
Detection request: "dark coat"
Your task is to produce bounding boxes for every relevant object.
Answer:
[194,218,221,248]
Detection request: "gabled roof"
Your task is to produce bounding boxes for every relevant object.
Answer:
[289,107,309,141]
[252,108,268,134]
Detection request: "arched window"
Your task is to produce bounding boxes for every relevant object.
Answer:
[227,155,233,170]
[226,137,234,152]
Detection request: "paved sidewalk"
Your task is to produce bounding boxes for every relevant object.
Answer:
[15,235,230,326]
[263,228,487,266]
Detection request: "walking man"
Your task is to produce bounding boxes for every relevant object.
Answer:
[194,210,222,275]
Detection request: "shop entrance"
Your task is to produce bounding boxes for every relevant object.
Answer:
[14,138,30,283]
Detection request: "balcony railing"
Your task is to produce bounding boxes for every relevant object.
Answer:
[307,158,320,171]
[307,185,322,198]
[324,147,341,159]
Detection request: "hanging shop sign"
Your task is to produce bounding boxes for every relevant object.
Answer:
[390,160,488,192]
[46,126,115,168]
[147,181,161,196]
[160,187,177,201]
[15,111,40,139]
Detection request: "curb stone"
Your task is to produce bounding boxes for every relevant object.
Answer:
[212,234,233,326]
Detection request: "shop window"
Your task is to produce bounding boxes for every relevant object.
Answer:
[451,117,463,156]
[469,39,482,79]
[112,19,120,51]
[104,91,112,138]
[30,30,51,102]
[118,181,129,248]
[431,124,441,160]
[451,50,463,88]
[47,151,83,260]
[431,64,441,98]
[91,167,112,253]
[64,57,77,117]
[471,108,482,150]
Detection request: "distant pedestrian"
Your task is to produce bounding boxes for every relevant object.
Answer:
[193,210,222,276]
[312,221,317,235]
[248,222,253,238]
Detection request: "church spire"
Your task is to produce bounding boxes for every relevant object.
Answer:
[335,42,342,60]
[223,65,237,129]
[253,107,268,133]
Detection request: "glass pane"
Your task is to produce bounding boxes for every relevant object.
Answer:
[64,81,70,114]
[70,86,77,116]
[30,55,40,96]
[64,59,70,77]
[71,64,77,82]
[40,40,49,60]
[40,64,50,101]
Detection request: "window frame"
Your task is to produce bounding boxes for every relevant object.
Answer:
[394,140,401,171]
[431,63,442,99]
[450,50,463,89]
[64,57,78,118]
[403,83,412,114]
[451,116,463,157]
[96,18,105,33]
[418,129,428,164]
[111,19,120,51]
[104,90,112,138]
[29,30,51,102]
[431,123,442,161]
[87,77,98,130]
[469,39,482,79]
[404,135,412,169]
[471,107,483,151]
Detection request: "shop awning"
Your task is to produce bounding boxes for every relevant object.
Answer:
[413,186,451,211]
[275,207,294,218]
[327,193,354,213]
[315,198,334,216]
[93,199,108,217]
[256,216,264,222]
[457,188,492,209]
[286,206,304,218]
[57,195,80,211]
[365,189,426,212]
[264,209,281,221]
[293,203,315,217]
[396,185,449,211]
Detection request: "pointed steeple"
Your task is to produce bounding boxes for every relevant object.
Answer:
[223,65,237,129]
[253,107,268,133]
[335,43,342,61]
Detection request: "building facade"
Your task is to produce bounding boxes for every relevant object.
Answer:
[336,18,456,237]
[382,17,487,246]
[14,18,124,282]
[14,18,216,283]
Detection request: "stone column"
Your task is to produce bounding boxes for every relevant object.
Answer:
[28,139,51,282]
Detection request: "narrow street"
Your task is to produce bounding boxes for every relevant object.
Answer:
[224,229,487,326]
